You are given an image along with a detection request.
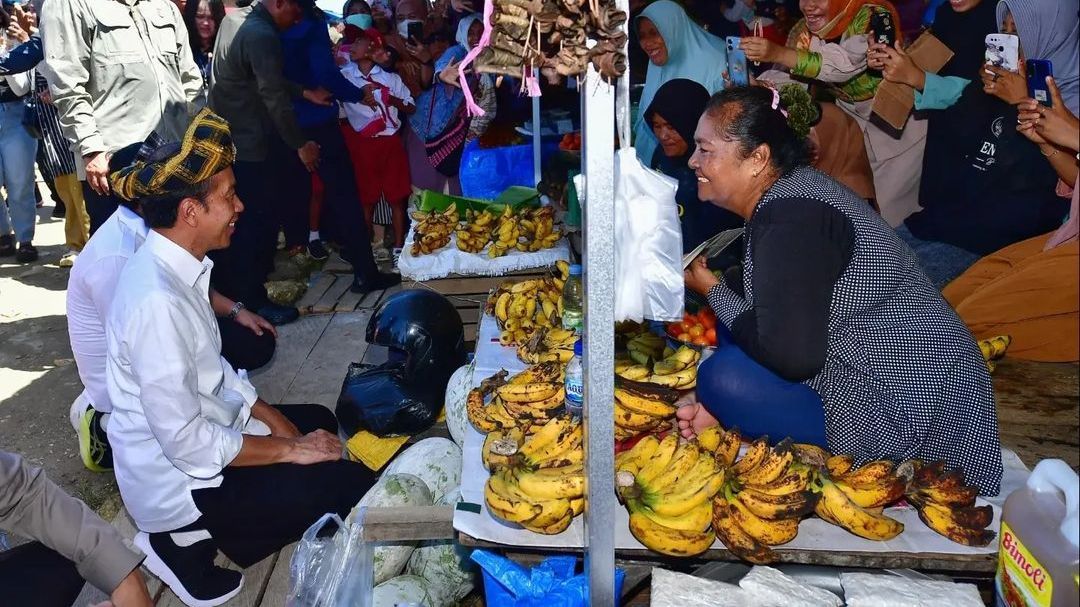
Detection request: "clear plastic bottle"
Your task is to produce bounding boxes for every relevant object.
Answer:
[564,340,583,417]
[561,263,583,333]
[995,459,1079,607]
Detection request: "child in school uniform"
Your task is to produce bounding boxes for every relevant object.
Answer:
[339,27,416,259]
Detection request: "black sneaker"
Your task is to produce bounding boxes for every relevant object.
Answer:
[307,239,329,261]
[15,243,38,263]
[0,235,14,257]
[350,271,401,294]
[135,531,243,607]
[78,407,113,472]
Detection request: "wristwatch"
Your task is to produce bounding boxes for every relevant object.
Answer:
[228,301,246,320]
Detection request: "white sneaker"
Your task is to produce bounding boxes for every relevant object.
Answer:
[373,247,391,262]
[59,249,78,268]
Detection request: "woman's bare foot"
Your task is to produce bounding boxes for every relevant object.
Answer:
[675,396,719,439]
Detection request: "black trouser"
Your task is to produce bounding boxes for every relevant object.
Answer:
[182,404,376,568]
[0,540,89,607]
[217,316,276,371]
[290,120,378,282]
[82,182,122,236]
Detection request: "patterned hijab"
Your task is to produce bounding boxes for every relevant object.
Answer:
[997,0,1080,114]
[110,109,236,202]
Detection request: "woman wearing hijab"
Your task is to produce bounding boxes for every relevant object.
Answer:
[889,0,1075,285]
[407,14,493,194]
[741,0,929,228]
[633,0,729,166]
[643,79,742,253]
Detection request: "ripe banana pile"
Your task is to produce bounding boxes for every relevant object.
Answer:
[900,460,996,546]
[409,203,459,256]
[487,263,569,346]
[466,363,566,434]
[517,206,562,252]
[810,456,906,544]
[620,329,666,367]
[456,208,496,254]
[712,435,823,564]
[617,345,700,390]
[978,334,1011,373]
[612,379,678,441]
[488,206,521,258]
[483,415,585,534]
[615,433,726,557]
[518,327,577,364]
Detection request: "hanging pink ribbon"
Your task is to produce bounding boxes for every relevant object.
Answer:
[458,0,496,117]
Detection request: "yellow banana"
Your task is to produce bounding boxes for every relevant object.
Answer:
[617,365,652,381]
[840,460,896,487]
[744,463,813,496]
[501,388,566,419]
[731,437,770,476]
[911,498,995,546]
[516,416,575,461]
[790,443,830,468]
[652,358,691,376]
[728,486,800,546]
[484,398,518,428]
[535,447,583,470]
[649,443,702,489]
[497,382,561,403]
[695,425,724,453]
[633,497,712,533]
[466,387,500,433]
[519,497,572,531]
[737,445,794,486]
[569,496,584,516]
[614,403,665,432]
[615,435,660,474]
[825,454,855,477]
[816,480,903,541]
[736,487,819,521]
[509,361,564,384]
[614,389,677,418]
[556,260,570,281]
[628,508,715,557]
[646,472,725,518]
[836,477,906,509]
[485,473,542,524]
[714,426,742,467]
[635,434,679,486]
[712,494,777,564]
[482,426,523,471]
[514,466,585,500]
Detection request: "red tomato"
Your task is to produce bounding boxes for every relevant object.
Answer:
[668,322,684,335]
[683,312,696,325]
[688,325,705,338]
[705,328,717,345]
[691,336,709,346]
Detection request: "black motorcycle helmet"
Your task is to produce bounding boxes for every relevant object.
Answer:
[366,289,467,381]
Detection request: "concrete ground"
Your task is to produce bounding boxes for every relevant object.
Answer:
[0,198,123,519]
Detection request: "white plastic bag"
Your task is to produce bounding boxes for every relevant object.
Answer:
[288,511,374,607]
[613,148,684,322]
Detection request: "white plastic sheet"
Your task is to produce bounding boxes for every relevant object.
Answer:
[612,148,684,322]
[397,229,571,282]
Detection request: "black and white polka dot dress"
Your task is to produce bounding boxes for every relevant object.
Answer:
[723,167,1003,495]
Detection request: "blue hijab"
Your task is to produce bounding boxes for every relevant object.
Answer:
[997,0,1080,114]
[633,1,729,164]
[409,15,481,139]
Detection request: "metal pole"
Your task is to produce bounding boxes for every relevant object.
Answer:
[532,69,542,187]
[615,0,631,148]
[581,58,617,605]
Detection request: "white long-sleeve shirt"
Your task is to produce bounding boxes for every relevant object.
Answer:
[105,231,269,533]
[67,206,148,414]
[340,62,412,137]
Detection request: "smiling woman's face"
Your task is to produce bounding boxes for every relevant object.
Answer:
[799,0,829,32]
[637,18,668,66]
[688,111,750,212]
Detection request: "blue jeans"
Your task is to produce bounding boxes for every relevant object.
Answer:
[0,100,37,243]
[698,329,828,446]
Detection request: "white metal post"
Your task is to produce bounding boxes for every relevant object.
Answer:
[581,61,617,605]
[532,69,543,187]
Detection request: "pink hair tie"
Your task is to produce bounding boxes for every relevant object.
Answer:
[769,87,788,119]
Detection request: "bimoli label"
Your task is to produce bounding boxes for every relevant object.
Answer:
[997,522,1054,606]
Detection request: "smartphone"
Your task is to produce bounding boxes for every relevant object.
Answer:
[869,11,895,47]
[406,21,424,43]
[1026,59,1054,106]
[725,37,749,87]
[985,33,1020,73]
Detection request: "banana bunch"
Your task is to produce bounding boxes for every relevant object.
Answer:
[899,460,996,546]
[409,203,459,256]
[811,457,905,542]
[712,438,821,564]
[466,364,567,433]
[484,416,585,534]
[978,335,1011,373]
[456,208,496,254]
[488,206,521,258]
[517,206,562,252]
[622,330,667,366]
[646,346,699,389]
[488,271,567,346]
[615,434,725,557]
[518,327,577,364]
[612,379,679,441]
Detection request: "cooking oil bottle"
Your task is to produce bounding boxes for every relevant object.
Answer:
[995,459,1079,606]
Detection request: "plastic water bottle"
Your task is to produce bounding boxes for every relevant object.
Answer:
[561,264,583,333]
[564,340,583,418]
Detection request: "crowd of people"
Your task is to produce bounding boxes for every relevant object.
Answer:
[0,0,1076,606]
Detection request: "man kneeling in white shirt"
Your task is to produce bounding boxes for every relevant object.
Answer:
[104,110,378,607]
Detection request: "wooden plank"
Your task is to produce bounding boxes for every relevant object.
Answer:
[296,273,337,314]
[247,315,333,404]
[284,312,372,406]
[322,255,352,274]
[361,506,456,541]
[357,288,384,309]
[312,276,352,314]
[259,543,297,607]
[334,287,366,313]
[155,551,279,607]
[993,359,1079,469]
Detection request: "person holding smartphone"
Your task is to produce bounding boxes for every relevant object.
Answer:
[942,76,1079,363]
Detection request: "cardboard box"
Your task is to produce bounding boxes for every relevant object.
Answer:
[871,32,955,131]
